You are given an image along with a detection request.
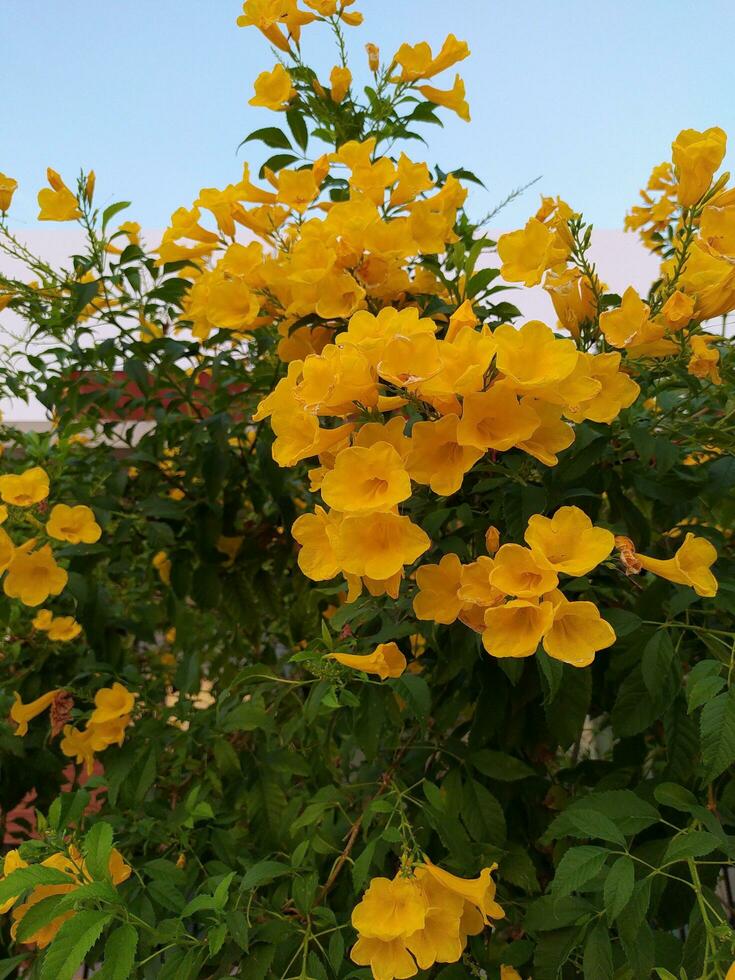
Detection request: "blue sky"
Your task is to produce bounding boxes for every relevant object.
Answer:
[5,0,735,230]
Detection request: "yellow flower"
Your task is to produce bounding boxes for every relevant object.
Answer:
[47,616,82,642]
[90,682,136,724]
[320,442,411,514]
[0,172,18,212]
[413,553,464,624]
[457,383,539,452]
[45,503,101,544]
[333,512,430,580]
[4,544,68,607]
[292,506,343,580]
[365,42,380,71]
[10,689,62,736]
[482,599,554,658]
[700,188,735,258]
[661,289,695,328]
[497,217,569,287]
[0,850,28,914]
[152,550,172,585]
[671,127,727,206]
[543,267,598,338]
[350,936,418,980]
[494,320,578,391]
[688,334,721,384]
[422,859,504,925]
[490,544,559,598]
[563,352,640,424]
[516,400,575,467]
[676,239,735,319]
[0,527,14,572]
[10,881,76,947]
[329,65,351,102]
[37,168,82,221]
[524,506,614,576]
[393,34,469,82]
[32,608,54,631]
[272,414,354,467]
[637,533,718,597]
[352,876,426,941]
[249,63,296,110]
[0,466,50,506]
[542,591,616,667]
[599,287,677,357]
[417,75,470,122]
[485,526,500,555]
[501,968,523,980]
[403,868,465,970]
[406,414,482,497]
[329,642,407,680]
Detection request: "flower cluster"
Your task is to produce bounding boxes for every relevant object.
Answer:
[0,466,99,622]
[10,682,136,776]
[350,861,503,979]
[0,843,130,948]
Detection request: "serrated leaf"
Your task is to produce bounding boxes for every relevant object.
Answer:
[391,673,431,722]
[0,866,72,905]
[642,630,675,695]
[701,687,735,780]
[242,860,291,890]
[96,924,138,980]
[40,910,112,980]
[662,831,720,864]
[470,749,535,781]
[551,846,609,896]
[603,856,634,923]
[14,894,67,944]
[583,921,613,979]
[83,821,113,881]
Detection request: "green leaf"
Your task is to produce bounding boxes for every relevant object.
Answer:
[40,910,113,980]
[391,673,431,722]
[286,109,309,151]
[662,831,720,864]
[654,782,699,812]
[551,846,609,896]
[242,127,293,150]
[603,856,635,923]
[96,925,138,980]
[242,860,291,890]
[101,201,131,231]
[686,659,725,714]
[701,687,735,780]
[523,895,594,932]
[259,154,299,178]
[470,749,535,781]
[583,921,613,980]
[83,821,113,881]
[0,865,72,906]
[641,630,675,695]
[555,808,626,847]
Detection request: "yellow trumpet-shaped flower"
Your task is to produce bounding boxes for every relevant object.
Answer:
[406,414,482,497]
[494,320,579,391]
[421,859,504,926]
[4,544,68,607]
[37,168,82,221]
[490,545,559,598]
[0,172,18,212]
[90,682,136,725]
[671,126,727,207]
[417,75,470,122]
[482,599,554,659]
[249,64,296,110]
[47,616,82,642]
[332,512,430,580]
[0,466,49,506]
[329,642,407,680]
[637,533,718,597]
[413,553,464,624]
[10,689,62,736]
[46,504,102,544]
[497,217,569,287]
[542,591,616,667]
[524,506,614,577]
[320,442,411,514]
